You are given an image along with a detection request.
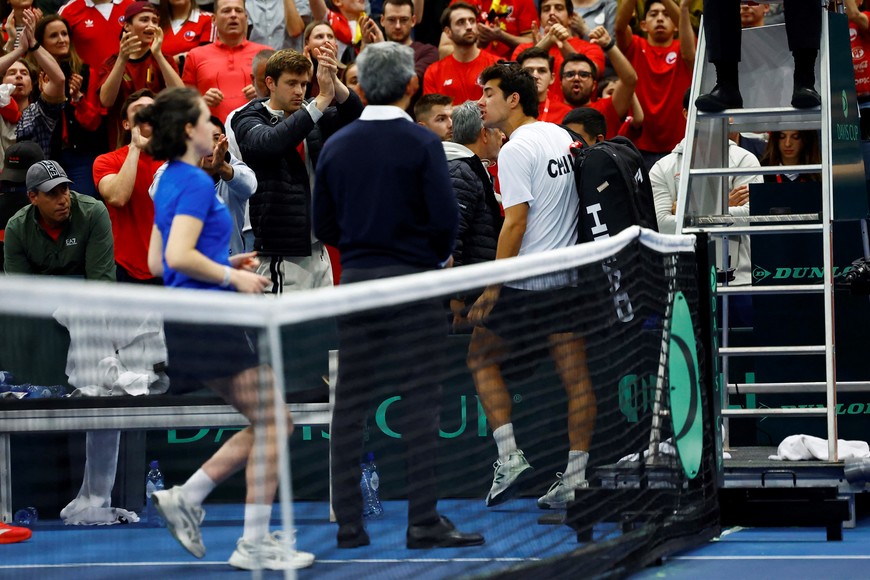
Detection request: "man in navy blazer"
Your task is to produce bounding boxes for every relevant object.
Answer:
[314,41,484,551]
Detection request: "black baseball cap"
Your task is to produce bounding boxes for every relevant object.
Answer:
[2,141,45,184]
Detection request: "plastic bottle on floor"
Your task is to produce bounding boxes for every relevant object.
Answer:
[360,452,384,519]
[144,460,165,527]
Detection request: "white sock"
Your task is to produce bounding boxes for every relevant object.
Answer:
[563,450,589,487]
[242,503,273,542]
[180,469,217,506]
[493,423,518,461]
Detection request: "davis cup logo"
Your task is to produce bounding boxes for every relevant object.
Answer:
[184,30,196,41]
[665,51,677,65]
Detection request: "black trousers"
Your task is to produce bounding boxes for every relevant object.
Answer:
[704,0,821,63]
[330,265,444,528]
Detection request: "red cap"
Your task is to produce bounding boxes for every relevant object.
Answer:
[124,1,159,22]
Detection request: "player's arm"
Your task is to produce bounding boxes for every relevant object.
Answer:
[467,203,528,324]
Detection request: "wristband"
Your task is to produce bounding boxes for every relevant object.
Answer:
[603,38,615,51]
[219,266,232,288]
[27,42,39,53]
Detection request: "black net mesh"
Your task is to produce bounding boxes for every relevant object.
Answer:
[0,228,719,578]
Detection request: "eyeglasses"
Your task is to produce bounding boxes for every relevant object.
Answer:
[563,70,593,80]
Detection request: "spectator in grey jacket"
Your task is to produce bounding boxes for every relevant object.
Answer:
[442,99,504,328]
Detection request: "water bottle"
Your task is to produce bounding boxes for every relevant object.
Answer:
[13,507,37,527]
[24,385,51,398]
[144,460,165,527]
[360,452,384,519]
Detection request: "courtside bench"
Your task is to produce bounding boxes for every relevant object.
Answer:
[0,364,336,524]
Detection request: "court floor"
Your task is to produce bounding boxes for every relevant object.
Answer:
[2,497,868,579]
[634,521,870,580]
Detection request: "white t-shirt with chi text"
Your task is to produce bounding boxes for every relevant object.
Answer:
[499,121,578,257]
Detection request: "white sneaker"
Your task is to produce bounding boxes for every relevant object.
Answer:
[536,472,588,510]
[485,450,534,507]
[229,530,315,571]
[152,486,206,558]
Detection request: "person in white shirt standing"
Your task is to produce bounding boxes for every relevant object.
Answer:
[469,62,596,511]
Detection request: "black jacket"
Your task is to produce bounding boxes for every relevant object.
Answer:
[231,93,363,257]
[445,151,503,267]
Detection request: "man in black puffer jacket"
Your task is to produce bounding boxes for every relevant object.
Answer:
[232,47,362,293]
[442,99,504,327]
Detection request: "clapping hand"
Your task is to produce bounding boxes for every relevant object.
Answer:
[229,251,260,272]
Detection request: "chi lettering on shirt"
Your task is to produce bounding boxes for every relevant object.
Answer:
[499,121,579,258]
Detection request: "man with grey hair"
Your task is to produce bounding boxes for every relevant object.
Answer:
[443,100,504,328]
[314,42,485,551]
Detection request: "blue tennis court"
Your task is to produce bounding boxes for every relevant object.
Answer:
[0,498,576,579]
[634,520,870,579]
[4,494,869,579]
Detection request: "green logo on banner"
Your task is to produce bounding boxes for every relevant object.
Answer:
[843,89,848,117]
[752,265,771,283]
[668,291,703,479]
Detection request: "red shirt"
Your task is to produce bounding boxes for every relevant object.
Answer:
[538,98,573,124]
[452,0,536,59]
[183,38,272,122]
[93,146,162,280]
[96,52,180,149]
[422,51,501,104]
[850,14,870,98]
[512,37,606,103]
[587,97,621,140]
[58,0,133,71]
[624,34,691,153]
[161,9,214,59]
[326,9,356,51]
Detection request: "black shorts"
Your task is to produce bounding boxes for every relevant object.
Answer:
[163,321,261,394]
[484,286,592,341]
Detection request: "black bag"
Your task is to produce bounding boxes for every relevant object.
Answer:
[565,131,658,243]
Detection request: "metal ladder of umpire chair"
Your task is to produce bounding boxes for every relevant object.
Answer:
[675,3,868,465]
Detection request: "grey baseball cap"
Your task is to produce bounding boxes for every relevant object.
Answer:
[26,160,73,193]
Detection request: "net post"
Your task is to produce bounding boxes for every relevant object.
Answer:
[328,349,337,523]
[0,433,10,523]
[694,232,725,491]
[263,320,297,580]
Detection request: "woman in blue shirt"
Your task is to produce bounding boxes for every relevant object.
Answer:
[142,87,314,571]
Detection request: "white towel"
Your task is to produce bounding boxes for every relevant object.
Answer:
[768,435,870,461]
[618,439,678,464]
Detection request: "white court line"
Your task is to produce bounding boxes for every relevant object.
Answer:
[315,558,539,563]
[673,556,870,561]
[0,557,539,569]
